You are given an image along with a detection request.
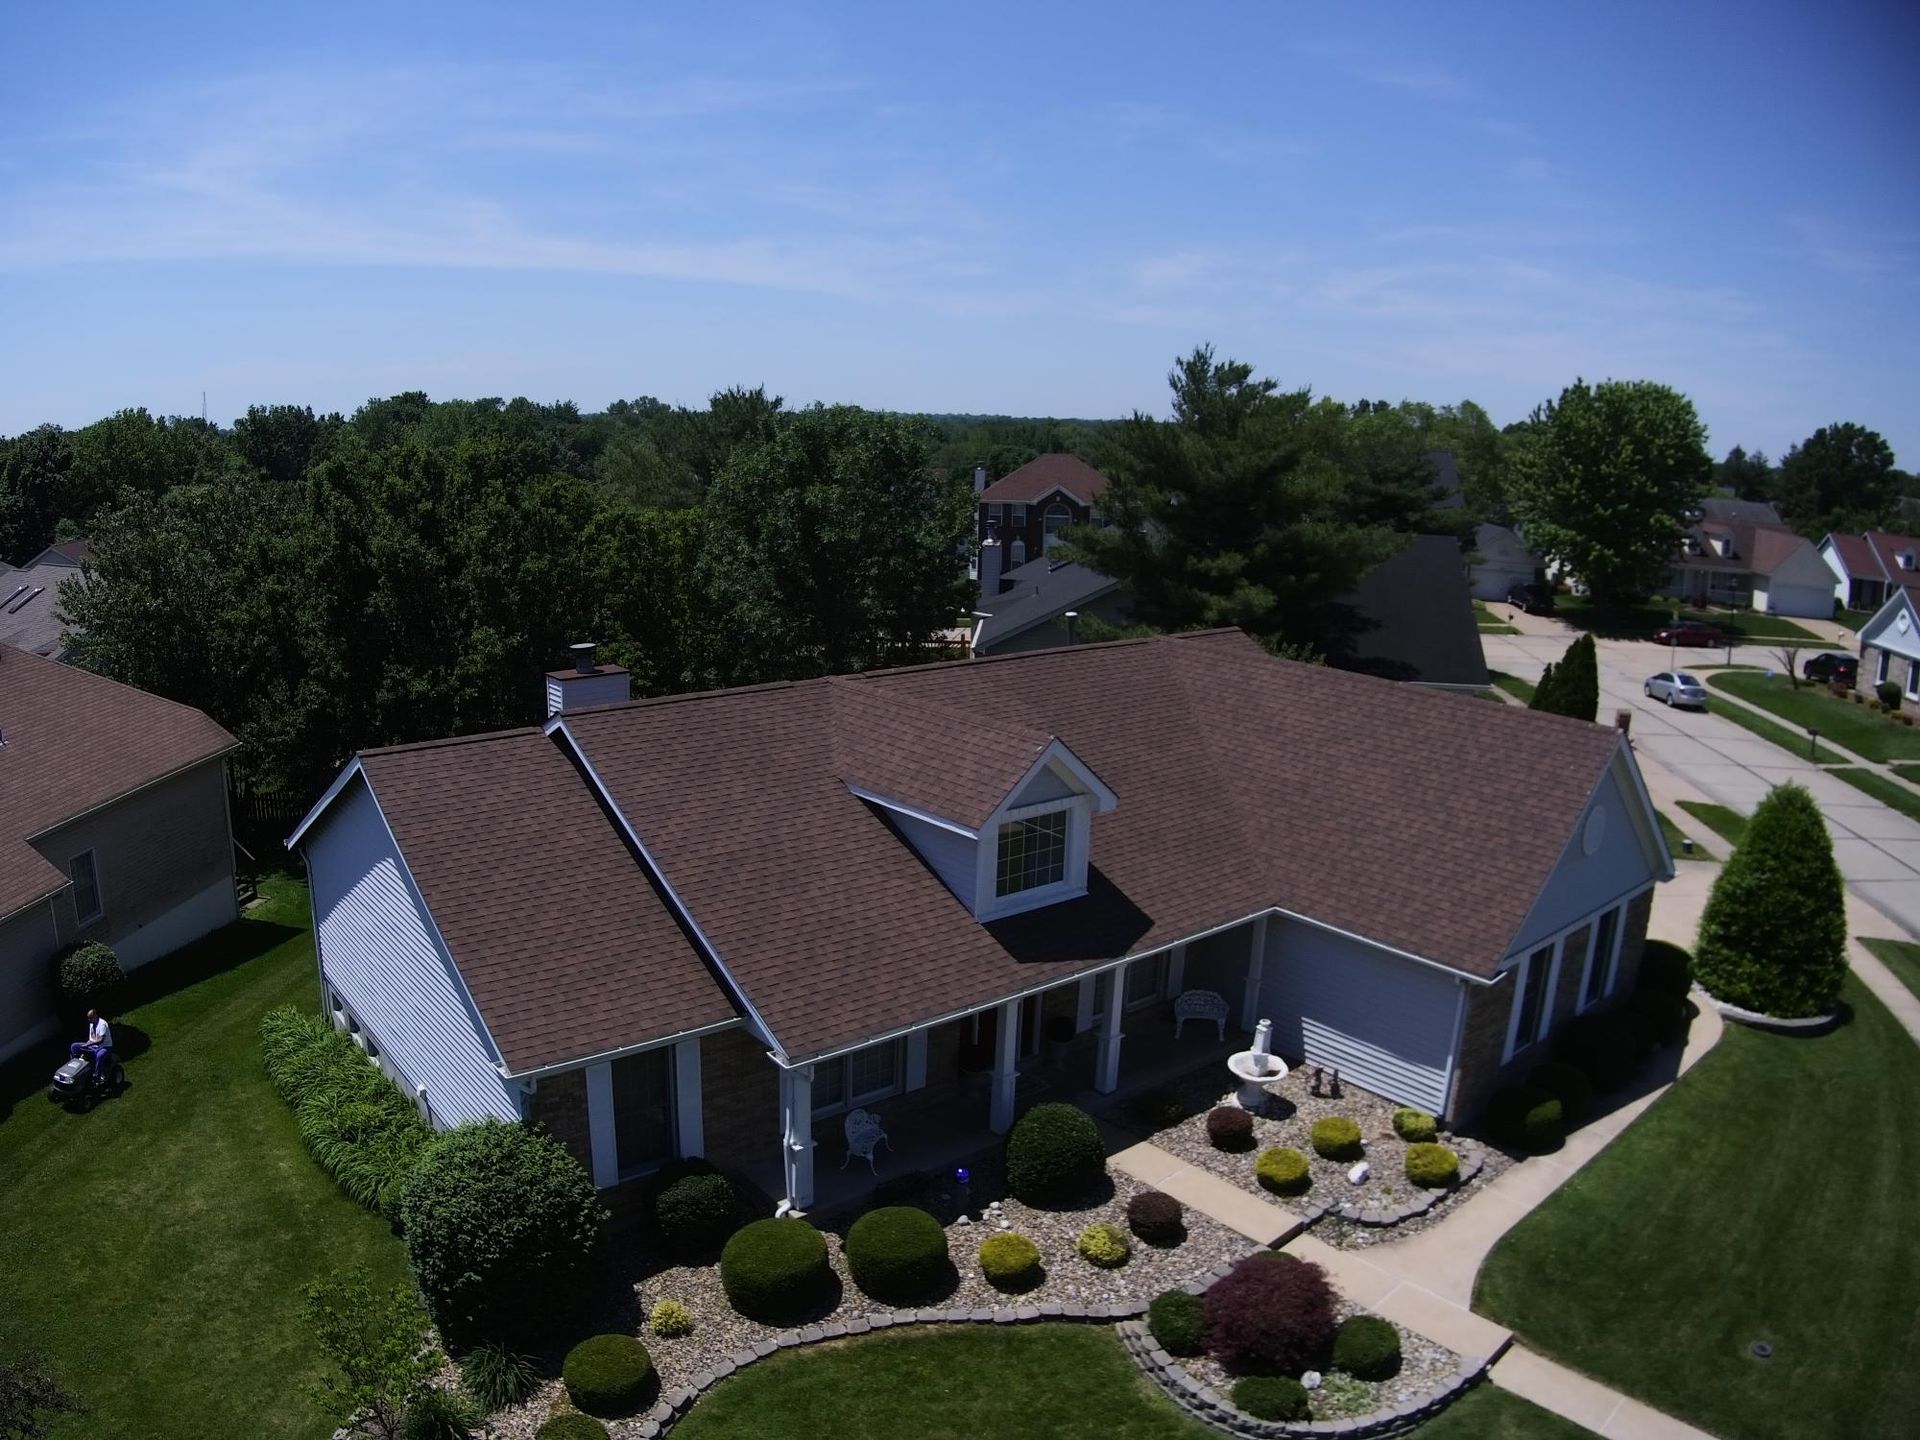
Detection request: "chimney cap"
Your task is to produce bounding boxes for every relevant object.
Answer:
[569,641,598,674]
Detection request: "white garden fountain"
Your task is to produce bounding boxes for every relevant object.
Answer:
[1226,1018,1287,1112]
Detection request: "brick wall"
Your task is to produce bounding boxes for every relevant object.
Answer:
[31,759,232,956]
[1856,643,1919,709]
[976,495,1095,560]
[701,1028,777,1172]
[526,1067,591,1173]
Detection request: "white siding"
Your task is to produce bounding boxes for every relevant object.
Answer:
[1257,917,1458,1113]
[1753,579,1832,619]
[1507,762,1663,956]
[1861,593,1920,664]
[887,810,978,907]
[1008,763,1078,808]
[304,777,519,1126]
[113,876,237,969]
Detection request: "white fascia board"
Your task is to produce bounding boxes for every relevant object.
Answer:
[546,718,786,1058]
[1612,733,1676,881]
[286,757,365,850]
[987,738,1119,821]
[497,1016,743,1082]
[844,784,979,839]
[1494,883,1653,975]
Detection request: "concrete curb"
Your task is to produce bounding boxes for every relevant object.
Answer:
[1695,985,1843,1035]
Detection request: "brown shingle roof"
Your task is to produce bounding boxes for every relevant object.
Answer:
[831,682,1057,830]
[0,645,237,920]
[1864,530,1920,594]
[1824,531,1877,575]
[359,731,741,1073]
[978,453,1110,506]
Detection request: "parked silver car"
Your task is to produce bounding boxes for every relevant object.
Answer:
[1644,670,1708,708]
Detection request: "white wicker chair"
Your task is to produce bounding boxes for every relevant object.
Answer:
[842,1108,891,1172]
[1173,988,1229,1041]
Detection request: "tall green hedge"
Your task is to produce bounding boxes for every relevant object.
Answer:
[1693,783,1846,1017]
[1531,634,1598,720]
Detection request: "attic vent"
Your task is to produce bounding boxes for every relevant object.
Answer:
[6,586,42,614]
[1900,550,1917,571]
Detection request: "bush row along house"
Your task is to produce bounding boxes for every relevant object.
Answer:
[288,630,1671,1212]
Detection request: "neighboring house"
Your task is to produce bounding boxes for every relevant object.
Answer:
[1325,536,1489,688]
[975,453,1109,568]
[0,563,83,661]
[1857,588,1920,707]
[1820,529,1920,614]
[0,645,240,1062]
[1468,523,1541,602]
[20,539,90,570]
[1664,500,1831,617]
[289,631,1671,1211]
[971,551,1130,656]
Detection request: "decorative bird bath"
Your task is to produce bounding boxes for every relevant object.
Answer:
[1227,1018,1287,1112]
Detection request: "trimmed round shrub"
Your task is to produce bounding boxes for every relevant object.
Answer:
[1204,1252,1338,1376]
[1628,988,1689,1046]
[562,1334,655,1418]
[1077,1221,1131,1268]
[1206,1105,1255,1152]
[1391,1107,1437,1143]
[1310,1115,1362,1161]
[650,1160,744,1257]
[535,1418,608,1440]
[648,1299,694,1338]
[844,1205,951,1304]
[978,1232,1043,1293]
[1637,940,1692,999]
[1332,1313,1402,1380]
[1488,1086,1563,1152]
[56,941,123,1015]
[719,1218,832,1322]
[459,1341,540,1411]
[1004,1102,1106,1205]
[400,1387,480,1440]
[1148,1288,1206,1357]
[1528,1060,1595,1122]
[1126,1189,1185,1246]
[1695,783,1846,1018]
[1255,1146,1311,1197]
[1231,1375,1310,1422]
[1557,1012,1639,1092]
[1404,1143,1459,1189]
[400,1119,604,1338]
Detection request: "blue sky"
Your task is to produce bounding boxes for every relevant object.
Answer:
[2,1,1916,462]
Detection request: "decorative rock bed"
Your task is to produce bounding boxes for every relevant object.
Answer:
[1123,1065,1510,1247]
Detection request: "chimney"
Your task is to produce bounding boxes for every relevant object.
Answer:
[545,641,632,717]
[978,536,1003,606]
[973,465,987,494]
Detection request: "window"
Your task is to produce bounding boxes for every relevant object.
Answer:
[611,1048,675,1178]
[1583,907,1621,1009]
[1879,649,1891,685]
[1908,660,1919,701]
[995,810,1067,897]
[1043,502,1072,551]
[1010,503,1027,531]
[69,851,102,925]
[1124,954,1168,1010]
[1508,943,1555,1059]
[812,1039,902,1118]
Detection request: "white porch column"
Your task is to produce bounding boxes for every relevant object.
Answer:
[1095,969,1125,1093]
[1166,943,1187,997]
[584,1061,619,1190]
[1241,915,1270,1032]
[989,999,1020,1134]
[904,1029,929,1092]
[779,1064,816,1210]
[673,1039,704,1158]
[1074,975,1097,1032]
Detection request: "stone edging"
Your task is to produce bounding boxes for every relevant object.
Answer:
[632,1298,1150,1438]
[1696,987,1840,1035]
[1293,1144,1487,1229]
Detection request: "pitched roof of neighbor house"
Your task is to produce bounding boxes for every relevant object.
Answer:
[0,645,237,921]
[1737,524,1820,578]
[1426,451,1465,510]
[1327,536,1489,686]
[1822,531,1879,575]
[971,554,1123,655]
[355,731,738,1073]
[978,453,1110,506]
[0,564,81,660]
[21,539,90,569]
[1698,497,1784,526]
[1863,530,1920,593]
[1473,522,1538,570]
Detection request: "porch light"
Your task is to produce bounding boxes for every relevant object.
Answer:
[954,1166,971,1187]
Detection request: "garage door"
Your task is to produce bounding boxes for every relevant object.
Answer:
[1257,919,1460,1114]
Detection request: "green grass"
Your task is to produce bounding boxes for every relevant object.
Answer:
[1834,608,1873,632]
[1406,1384,1597,1438]
[1490,670,1536,703]
[1894,763,1920,786]
[1826,766,1920,823]
[1703,691,1845,763]
[0,877,411,1440]
[1860,937,1920,1005]
[1473,602,1519,635]
[1655,809,1713,860]
[1707,670,1920,763]
[1553,596,1819,642]
[1674,799,1748,849]
[1475,974,1920,1440]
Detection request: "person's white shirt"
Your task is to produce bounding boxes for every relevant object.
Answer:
[89,1017,111,1048]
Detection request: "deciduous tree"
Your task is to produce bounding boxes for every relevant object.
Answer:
[1774,423,1900,534]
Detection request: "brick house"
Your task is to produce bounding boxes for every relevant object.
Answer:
[0,645,240,1061]
[1856,588,1920,710]
[974,454,1109,568]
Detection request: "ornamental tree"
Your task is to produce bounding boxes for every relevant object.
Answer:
[302,1270,441,1440]
[1530,633,1599,721]
[1693,783,1846,1017]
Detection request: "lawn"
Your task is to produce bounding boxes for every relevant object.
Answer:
[1703,691,1844,763]
[1860,937,1920,1005]
[1473,602,1519,635]
[0,876,412,1440]
[1674,799,1747,849]
[1475,974,1920,1440]
[1834,608,1873,632]
[1894,763,1920,786]
[1706,670,1920,764]
[1654,809,1712,860]
[1489,670,1536,703]
[671,1322,1590,1440]
[1827,767,1920,824]
[1553,596,1818,643]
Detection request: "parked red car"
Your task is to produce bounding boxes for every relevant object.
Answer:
[1653,620,1724,647]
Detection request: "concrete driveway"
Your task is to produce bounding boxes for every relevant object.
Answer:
[1482,622,1920,942]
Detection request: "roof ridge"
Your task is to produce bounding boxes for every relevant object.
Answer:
[0,643,237,739]
[361,726,545,757]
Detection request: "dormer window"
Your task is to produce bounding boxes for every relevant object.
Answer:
[996,809,1068,897]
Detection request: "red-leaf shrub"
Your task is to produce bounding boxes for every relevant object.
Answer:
[1205,1105,1254,1152]
[1203,1253,1338,1376]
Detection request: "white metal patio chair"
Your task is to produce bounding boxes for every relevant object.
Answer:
[1173,988,1229,1040]
[842,1107,892,1172]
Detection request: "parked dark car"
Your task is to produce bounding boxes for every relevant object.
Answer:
[1505,581,1555,615]
[1802,652,1858,686]
[1653,620,1724,647]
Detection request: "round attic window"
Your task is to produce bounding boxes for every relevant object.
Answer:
[1898,609,1912,635]
[1583,806,1608,857]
